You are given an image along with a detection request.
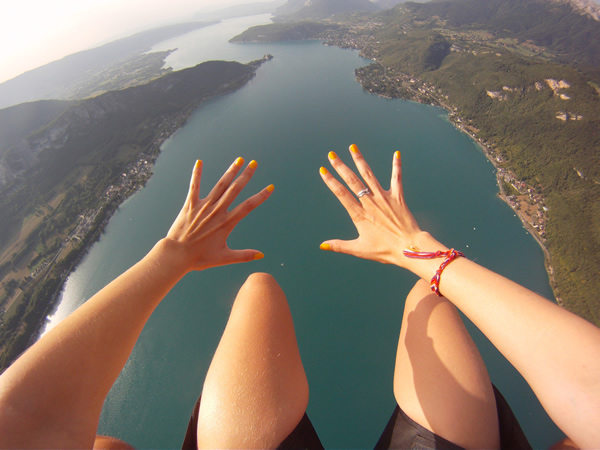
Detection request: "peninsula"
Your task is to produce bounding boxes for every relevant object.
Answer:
[0,57,272,371]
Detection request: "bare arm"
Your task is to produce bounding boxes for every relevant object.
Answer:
[0,158,273,448]
[319,145,600,448]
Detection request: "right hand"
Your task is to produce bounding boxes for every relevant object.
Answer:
[319,144,445,269]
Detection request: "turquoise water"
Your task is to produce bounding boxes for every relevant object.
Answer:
[43,17,562,448]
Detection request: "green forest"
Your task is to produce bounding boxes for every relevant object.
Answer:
[0,60,258,371]
[371,2,600,324]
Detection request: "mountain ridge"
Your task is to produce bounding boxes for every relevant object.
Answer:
[275,0,380,20]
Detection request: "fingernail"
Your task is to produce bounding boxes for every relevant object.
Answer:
[320,243,332,251]
[395,151,401,160]
[195,160,202,169]
[253,252,265,260]
[266,184,275,192]
[249,160,258,169]
[328,151,337,160]
[320,167,328,175]
[350,144,359,153]
[235,157,244,167]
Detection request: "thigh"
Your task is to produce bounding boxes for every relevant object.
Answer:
[393,280,500,449]
[196,273,309,449]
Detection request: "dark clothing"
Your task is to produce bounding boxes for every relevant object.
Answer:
[180,396,323,449]
[182,385,531,449]
[374,386,532,450]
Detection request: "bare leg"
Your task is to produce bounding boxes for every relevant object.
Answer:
[196,273,309,449]
[93,435,134,449]
[393,280,500,449]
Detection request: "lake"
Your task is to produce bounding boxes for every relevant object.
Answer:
[42,15,562,448]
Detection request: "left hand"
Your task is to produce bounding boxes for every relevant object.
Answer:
[319,145,441,269]
[164,158,273,272]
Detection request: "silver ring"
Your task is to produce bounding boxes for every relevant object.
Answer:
[357,188,371,198]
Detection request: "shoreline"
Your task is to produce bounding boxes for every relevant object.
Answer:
[353,61,560,304]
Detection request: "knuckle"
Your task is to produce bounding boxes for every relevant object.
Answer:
[333,185,349,198]
[349,208,365,222]
[228,182,242,197]
[346,173,361,185]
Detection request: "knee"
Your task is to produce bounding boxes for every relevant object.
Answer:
[245,272,278,287]
[407,279,432,302]
[236,272,287,310]
[405,279,443,311]
[241,273,281,296]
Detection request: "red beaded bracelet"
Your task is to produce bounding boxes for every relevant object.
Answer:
[403,248,465,296]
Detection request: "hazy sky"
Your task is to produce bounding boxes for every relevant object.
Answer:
[0,0,264,84]
[3,0,600,84]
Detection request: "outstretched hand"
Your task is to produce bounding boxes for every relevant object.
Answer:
[165,158,273,272]
[319,145,443,269]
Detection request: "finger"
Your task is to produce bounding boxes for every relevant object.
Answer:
[205,157,245,202]
[328,151,368,197]
[218,160,259,210]
[348,144,384,195]
[319,166,363,221]
[186,160,203,206]
[228,183,274,224]
[390,151,404,200]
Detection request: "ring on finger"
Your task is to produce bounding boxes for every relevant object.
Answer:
[357,188,371,198]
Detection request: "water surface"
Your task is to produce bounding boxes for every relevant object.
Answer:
[43,17,561,448]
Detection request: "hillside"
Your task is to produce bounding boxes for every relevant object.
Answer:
[274,0,380,20]
[0,100,73,164]
[233,0,600,325]
[0,59,265,371]
[230,22,343,42]
[193,1,285,20]
[371,1,600,324]
[401,0,600,67]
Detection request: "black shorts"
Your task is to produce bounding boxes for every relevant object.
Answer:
[181,385,531,449]
[180,397,323,449]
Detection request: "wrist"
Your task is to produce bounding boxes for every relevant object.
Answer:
[150,238,194,278]
[396,232,450,280]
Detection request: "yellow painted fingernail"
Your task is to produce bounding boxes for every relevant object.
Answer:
[195,159,202,169]
[328,151,337,160]
[320,167,328,175]
[235,157,244,167]
[350,144,359,153]
[254,252,264,260]
[249,160,258,169]
[395,151,401,160]
[267,184,275,192]
[320,243,332,251]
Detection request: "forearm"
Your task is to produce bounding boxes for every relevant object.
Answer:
[406,240,600,447]
[0,239,185,447]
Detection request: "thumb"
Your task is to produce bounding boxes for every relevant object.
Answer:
[319,239,359,256]
[227,249,265,264]
[205,249,264,269]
